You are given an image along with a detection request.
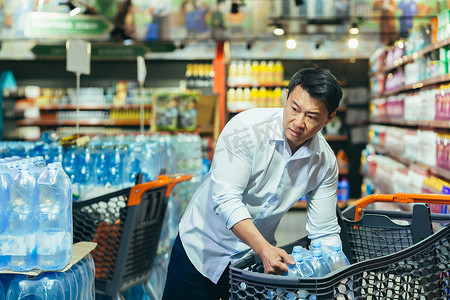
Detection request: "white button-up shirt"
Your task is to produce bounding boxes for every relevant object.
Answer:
[179,108,341,283]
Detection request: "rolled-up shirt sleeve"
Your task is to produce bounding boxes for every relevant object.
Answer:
[209,117,254,230]
[305,159,341,245]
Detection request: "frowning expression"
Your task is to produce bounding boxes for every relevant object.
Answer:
[283,86,336,154]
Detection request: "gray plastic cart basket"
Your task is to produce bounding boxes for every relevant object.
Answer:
[229,193,450,299]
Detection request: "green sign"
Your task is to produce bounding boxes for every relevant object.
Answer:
[91,45,148,57]
[25,12,113,38]
[31,45,66,57]
[144,41,177,53]
[31,44,149,59]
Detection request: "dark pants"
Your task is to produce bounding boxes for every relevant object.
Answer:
[162,234,231,300]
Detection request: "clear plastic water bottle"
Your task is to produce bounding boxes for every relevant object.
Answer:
[82,255,95,300]
[294,255,314,278]
[8,168,38,271]
[64,268,79,300]
[286,246,302,276]
[94,149,110,186]
[286,247,314,300]
[311,239,322,251]
[326,244,350,271]
[311,249,332,277]
[46,142,63,164]
[0,277,5,300]
[36,162,73,271]
[72,258,88,300]
[0,165,12,270]
[6,273,65,300]
[108,146,124,188]
[55,271,71,300]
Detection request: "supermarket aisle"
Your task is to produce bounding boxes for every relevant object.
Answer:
[275,210,308,246]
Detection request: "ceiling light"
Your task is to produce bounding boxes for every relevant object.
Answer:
[349,23,359,35]
[69,6,81,16]
[286,39,296,49]
[348,38,358,49]
[274,27,284,36]
[59,1,81,16]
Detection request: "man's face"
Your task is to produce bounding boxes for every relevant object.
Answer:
[283,86,336,153]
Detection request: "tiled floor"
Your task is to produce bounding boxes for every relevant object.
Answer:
[275,210,308,246]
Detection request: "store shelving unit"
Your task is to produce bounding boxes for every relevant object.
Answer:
[1,58,218,140]
[366,34,450,194]
[17,119,152,127]
[371,144,450,182]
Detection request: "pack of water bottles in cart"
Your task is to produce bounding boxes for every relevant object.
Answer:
[285,240,349,278]
[270,240,350,299]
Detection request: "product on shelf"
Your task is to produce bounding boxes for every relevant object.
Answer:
[0,132,204,203]
[337,177,350,201]
[227,86,284,112]
[437,9,450,42]
[155,93,178,131]
[336,150,349,174]
[227,60,285,87]
[177,93,198,130]
[369,125,438,169]
[185,63,214,90]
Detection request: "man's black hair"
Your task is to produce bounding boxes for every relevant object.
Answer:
[287,67,343,114]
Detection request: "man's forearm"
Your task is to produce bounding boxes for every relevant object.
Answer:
[230,218,270,256]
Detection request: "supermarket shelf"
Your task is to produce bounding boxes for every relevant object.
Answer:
[364,172,395,194]
[17,119,151,126]
[227,107,282,113]
[16,119,214,134]
[160,127,213,134]
[370,118,450,129]
[227,83,287,88]
[382,73,450,96]
[370,37,450,75]
[372,144,450,181]
[36,104,153,111]
[291,200,352,210]
[227,106,346,114]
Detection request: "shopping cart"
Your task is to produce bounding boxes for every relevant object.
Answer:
[72,174,192,299]
[229,193,450,299]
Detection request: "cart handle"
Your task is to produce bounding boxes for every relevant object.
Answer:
[350,193,450,221]
[128,174,193,206]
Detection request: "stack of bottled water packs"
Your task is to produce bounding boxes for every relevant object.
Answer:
[0,156,72,272]
[0,253,95,300]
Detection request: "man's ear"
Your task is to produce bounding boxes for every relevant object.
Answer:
[324,111,336,125]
